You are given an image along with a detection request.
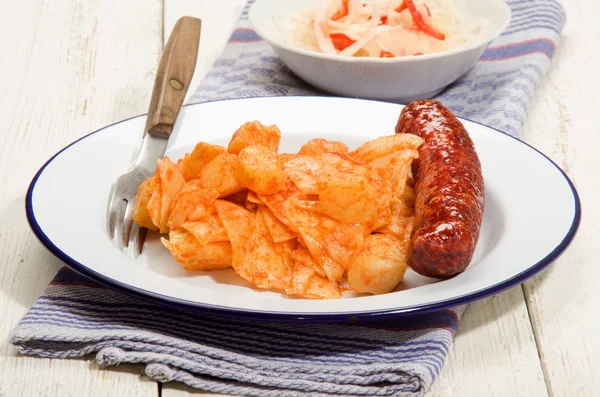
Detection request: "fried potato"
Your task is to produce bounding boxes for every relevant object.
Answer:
[162,230,232,271]
[245,191,263,212]
[349,134,422,164]
[322,258,345,283]
[369,167,395,231]
[259,180,347,283]
[298,138,348,156]
[179,143,228,181]
[246,210,292,291]
[278,153,296,164]
[376,179,415,240]
[132,172,159,231]
[214,200,255,283]
[182,213,229,246]
[296,216,346,283]
[317,154,377,226]
[288,263,315,296]
[147,157,185,233]
[304,273,341,299]
[323,223,368,269]
[256,179,300,230]
[282,155,321,195]
[287,262,340,299]
[146,181,162,231]
[168,182,219,230]
[228,121,281,154]
[237,145,287,195]
[292,246,326,277]
[199,153,244,197]
[258,206,296,243]
[225,190,249,207]
[133,120,424,299]
[388,151,419,199]
[347,234,408,295]
[246,191,261,204]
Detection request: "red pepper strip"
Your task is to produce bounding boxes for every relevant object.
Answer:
[424,4,431,16]
[395,0,407,13]
[380,50,395,58]
[406,0,445,40]
[330,33,356,51]
[380,15,388,25]
[413,52,424,55]
[331,0,350,21]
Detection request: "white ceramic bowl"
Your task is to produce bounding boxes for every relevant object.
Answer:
[249,0,511,102]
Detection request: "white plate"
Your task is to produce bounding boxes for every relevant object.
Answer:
[26,97,580,321]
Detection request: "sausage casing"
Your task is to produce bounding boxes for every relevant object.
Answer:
[395,100,484,279]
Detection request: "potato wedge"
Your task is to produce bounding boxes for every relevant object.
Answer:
[179,143,228,181]
[298,138,348,156]
[317,154,377,226]
[347,234,408,295]
[199,153,244,197]
[237,145,286,194]
[228,121,281,154]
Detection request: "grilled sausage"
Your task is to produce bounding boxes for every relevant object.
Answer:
[395,100,484,279]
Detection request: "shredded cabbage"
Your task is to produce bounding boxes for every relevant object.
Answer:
[275,0,485,58]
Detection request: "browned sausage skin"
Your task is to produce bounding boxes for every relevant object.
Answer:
[395,100,484,279]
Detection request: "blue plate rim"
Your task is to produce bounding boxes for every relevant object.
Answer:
[25,96,582,322]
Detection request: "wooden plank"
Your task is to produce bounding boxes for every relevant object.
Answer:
[161,383,223,397]
[429,290,548,396]
[520,1,600,395]
[161,2,548,397]
[0,0,162,395]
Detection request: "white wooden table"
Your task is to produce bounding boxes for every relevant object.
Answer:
[0,1,597,396]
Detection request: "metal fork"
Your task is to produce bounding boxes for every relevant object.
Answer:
[107,16,201,252]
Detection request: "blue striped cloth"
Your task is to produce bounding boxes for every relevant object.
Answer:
[12,1,565,396]
[190,0,566,137]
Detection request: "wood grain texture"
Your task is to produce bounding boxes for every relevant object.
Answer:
[429,289,548,397]
[146,16,201,138]
[520,1,600,396]
[0,0,163,395]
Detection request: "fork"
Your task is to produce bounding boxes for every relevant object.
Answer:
[107,16,201,252]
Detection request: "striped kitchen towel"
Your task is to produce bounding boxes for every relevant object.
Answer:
[12,1,566,396]
[13,268,464,397]
[190,0,566,137]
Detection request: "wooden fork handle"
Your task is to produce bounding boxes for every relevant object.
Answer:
[145,16,201,138]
